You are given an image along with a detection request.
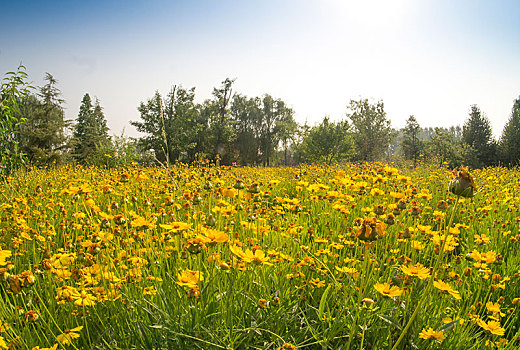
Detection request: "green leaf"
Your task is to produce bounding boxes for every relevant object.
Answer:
[377,314,402,330]
[318,285,333,319]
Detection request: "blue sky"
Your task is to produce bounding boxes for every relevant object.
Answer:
[1,0,519,138]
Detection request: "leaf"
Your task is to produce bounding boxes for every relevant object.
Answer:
[440,319,459,332]
[377,314,402,330]
[318,285,333,319]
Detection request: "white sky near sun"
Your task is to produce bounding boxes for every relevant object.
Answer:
[0,0,519,139]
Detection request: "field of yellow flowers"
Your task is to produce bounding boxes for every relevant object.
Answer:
[0,162,519,349]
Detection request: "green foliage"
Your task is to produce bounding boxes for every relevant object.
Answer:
[462,105,496,167]
[400,115,423,167]
[18,73,69,165]
[88,131,146,167]
[0,65,32,174]
[298,116,354,164]
[258,94,296,166]
[347,99,394,161]
[73,93,111,164]
[230,93,298,166]
[426,127,477,168]
[205,78,237,164]
[499,96,520,166]
[131,86,204,165]
[231,94,263,165]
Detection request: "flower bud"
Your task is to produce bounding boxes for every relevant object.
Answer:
[450,167,476,198]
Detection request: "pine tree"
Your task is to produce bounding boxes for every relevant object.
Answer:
[73,93,111,164]
[401,115,423,167]
[462,105,495,167]
[499,97,520,166]
[19,73,69,165]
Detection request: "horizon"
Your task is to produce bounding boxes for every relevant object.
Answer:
[1,0,519,139]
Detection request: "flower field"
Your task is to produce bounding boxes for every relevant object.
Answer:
[1,162,520,349]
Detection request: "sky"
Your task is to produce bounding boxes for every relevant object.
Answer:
[1,0,519,139]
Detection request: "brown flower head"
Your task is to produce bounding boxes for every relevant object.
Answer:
[450,167,476,198]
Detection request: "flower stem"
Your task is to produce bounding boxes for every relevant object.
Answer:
[391,196,460,350]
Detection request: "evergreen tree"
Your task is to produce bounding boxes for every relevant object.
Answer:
[462,105,495,167]
[401,115,423,167]
[19,73,69,165]
[73,93,111,164]
[347,99,393,161]
[499,97,520,166]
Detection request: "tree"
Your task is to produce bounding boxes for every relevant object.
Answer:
[400,115,423,167]
[205,78,236,164]
[131,86,202,164]
[346,99,393,161]
[299,116,354,164]
[425,127,476,168]
[462,105,495,167]
[19,73,69,165]
[73,93,111,164]
[259,94,295,166]
[230,94,262,165]
[499,96,520,166]
[0,65,32,174]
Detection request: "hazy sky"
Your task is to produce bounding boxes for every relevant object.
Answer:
[1,0,519,138]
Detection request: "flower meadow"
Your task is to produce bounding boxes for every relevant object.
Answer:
[1,162,520,349]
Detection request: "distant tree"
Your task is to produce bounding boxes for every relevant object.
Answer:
[400,115,423,167]
[462,105,495,167]
[230,94,262,165]
[205,78,236,164]
[299,116,354,164]
[499,96,520,166]
[19,73,69,165]
[425,127,477,168]
[1,65,32,174]
[346,99,393,161]
[73,93,111,164]
[259,94,295,166]
[131,86,202,164]
[277,115,299,166]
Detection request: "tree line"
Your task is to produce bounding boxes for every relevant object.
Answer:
[1,65,520,173]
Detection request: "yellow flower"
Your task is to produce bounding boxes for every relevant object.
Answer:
[0,336,6,349]
[143,286,157,296]
[477,319,505,336]
[32,345,58,350]
[230,245,271,265]
[401,263,431,279]
[176,269,204,288]
[433,280,461,300]
[310,278,326,288]
[0,250,11,266]
[419,327,445,341]
[374,282,403,298]
[335,266,359,278]
[56,326,83,345]
[72,290,97,307]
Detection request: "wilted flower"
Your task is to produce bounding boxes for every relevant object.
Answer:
[355,217,386,241]
[450,167,476,198]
